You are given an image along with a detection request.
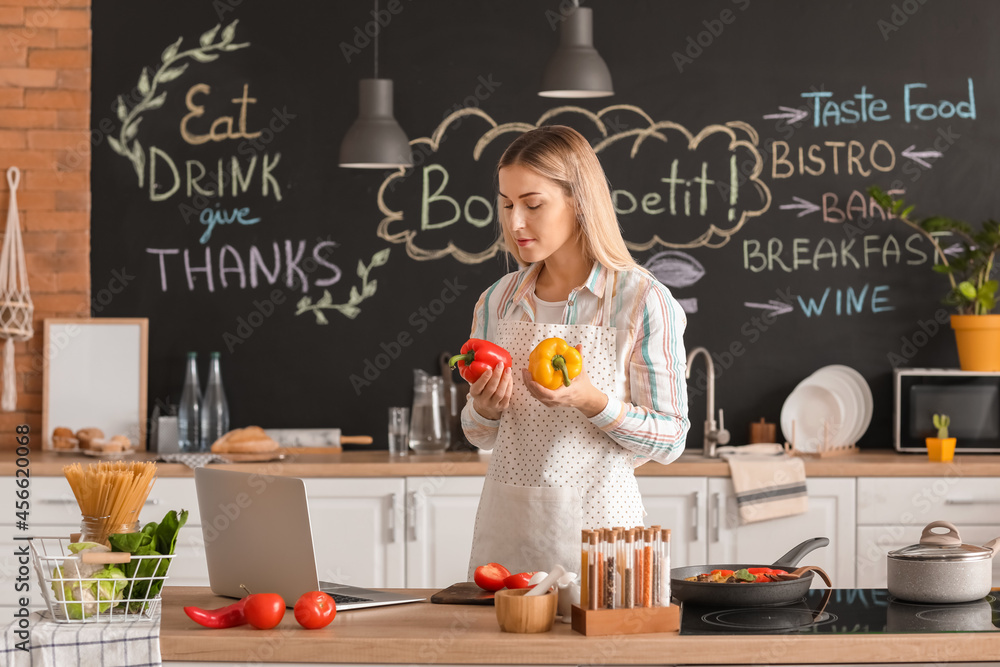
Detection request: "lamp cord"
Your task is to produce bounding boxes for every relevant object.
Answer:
[374,0,379,79]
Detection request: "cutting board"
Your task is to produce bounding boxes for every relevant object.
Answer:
[430,582,495,605]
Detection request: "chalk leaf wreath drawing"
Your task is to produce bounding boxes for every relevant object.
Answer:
[108,20,250,187]
[296,249,391,324]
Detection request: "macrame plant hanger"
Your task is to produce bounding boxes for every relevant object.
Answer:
[0,166,34,411]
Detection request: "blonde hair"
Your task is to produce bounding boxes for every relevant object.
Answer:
[497,125,636,271]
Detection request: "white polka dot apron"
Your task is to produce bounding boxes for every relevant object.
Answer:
[467,273,645,579]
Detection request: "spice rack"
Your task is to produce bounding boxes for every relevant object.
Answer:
[572,526,678,636]
[570,603,679,636]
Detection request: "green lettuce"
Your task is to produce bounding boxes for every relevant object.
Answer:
[108,509,188,611]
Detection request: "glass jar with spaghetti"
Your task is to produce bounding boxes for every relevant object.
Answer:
[80,515,140,546]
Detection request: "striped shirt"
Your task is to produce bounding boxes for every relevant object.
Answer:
[460,262,690,465]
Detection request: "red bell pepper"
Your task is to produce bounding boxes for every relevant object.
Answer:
[449,339,512,384]
[184,597,250,629]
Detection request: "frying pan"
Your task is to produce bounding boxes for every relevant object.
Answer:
[671,537,830,607]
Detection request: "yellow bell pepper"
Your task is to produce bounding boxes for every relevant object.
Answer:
[528,337,583,390]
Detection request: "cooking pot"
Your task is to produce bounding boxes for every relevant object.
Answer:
[887,520,999,604]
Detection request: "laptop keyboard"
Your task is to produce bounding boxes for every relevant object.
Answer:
[325,592,374,605]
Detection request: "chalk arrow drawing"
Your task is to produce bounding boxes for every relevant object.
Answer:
[779,196,821,218]
[762,106,809,125]
[901,145,943,169]
[744,299,794,316]
[944,243,965,257]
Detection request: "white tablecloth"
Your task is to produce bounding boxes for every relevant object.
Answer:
[0,609,161,667]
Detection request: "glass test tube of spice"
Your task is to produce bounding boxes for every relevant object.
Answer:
[624,529,635,608]
[588,531,599,610]
[651,524,661,606]
[642,528,654,607]
[604,531,618,609]
[660,528,671,605]
[581,530,589,610]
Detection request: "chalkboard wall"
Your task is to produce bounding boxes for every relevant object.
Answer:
[91,0,1000,450]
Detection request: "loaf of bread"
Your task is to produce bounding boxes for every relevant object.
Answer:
[210,426,280,454]
[53,426,74,438]
[75,428,105,450]
[90,435,133,453]
[52,435,79,450]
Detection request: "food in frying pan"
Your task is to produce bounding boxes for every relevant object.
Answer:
[684,567,789,583]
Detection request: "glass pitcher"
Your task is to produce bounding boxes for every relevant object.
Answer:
[409,371,450,454]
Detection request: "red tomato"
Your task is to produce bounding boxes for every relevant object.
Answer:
[294,591,337,629]
[244,593,286,629]
[473,563,511,591]
[502,572,536,589]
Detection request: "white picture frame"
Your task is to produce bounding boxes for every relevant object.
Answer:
[42,318,148,451]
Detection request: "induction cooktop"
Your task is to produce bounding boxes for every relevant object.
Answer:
[679,588,1000,635]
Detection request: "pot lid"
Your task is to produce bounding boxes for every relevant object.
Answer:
[888,521,995,562]
[888,542,993,562]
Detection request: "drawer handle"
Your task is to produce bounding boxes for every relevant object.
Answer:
[945,498,1000,505]
[692,491,699,542]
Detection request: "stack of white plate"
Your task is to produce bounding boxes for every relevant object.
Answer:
[780,365,873,453]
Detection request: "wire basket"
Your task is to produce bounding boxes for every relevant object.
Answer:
[30,536,175,623]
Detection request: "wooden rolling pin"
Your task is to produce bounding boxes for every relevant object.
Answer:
[264,429,373,454]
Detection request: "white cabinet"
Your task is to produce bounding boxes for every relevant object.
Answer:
[856,477,1000,588]
[404,476,484,588]
[303,477,406,588]
[638,476,856,587]
[636,477,708,568]
[709,477,857,587]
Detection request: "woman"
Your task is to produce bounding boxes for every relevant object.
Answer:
[462,125,690,578]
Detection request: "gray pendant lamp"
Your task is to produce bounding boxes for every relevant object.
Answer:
[539,4,614,98]
[339,1,412,168]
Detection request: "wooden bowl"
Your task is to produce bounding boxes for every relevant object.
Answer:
[494,588,558,633]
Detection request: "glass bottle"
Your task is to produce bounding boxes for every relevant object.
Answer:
[199,352,230,451]
[178,352,201,453]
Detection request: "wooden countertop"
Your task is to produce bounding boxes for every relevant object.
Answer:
[160,587,999,664]
[6,449,1000,477]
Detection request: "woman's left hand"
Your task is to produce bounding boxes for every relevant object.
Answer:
[521,345,609,418]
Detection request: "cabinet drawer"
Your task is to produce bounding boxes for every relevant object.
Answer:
[857,477,1000,525]
[857,525,1000,588]
[24,477,200,527]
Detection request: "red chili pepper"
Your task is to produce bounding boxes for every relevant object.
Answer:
[747,568,772,574]
[449,339,513,384]
[710,569,734,577]
[184,597,249,629]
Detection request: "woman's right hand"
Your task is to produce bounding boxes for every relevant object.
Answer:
[469,362,513,421]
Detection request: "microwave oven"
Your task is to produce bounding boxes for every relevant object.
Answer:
[894,368,1000,453]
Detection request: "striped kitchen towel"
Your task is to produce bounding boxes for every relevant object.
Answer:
[0,609,161,667]
[719,444,808,524]
[157,452,229,469]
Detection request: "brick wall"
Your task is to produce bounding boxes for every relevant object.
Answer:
[0,0,91,449]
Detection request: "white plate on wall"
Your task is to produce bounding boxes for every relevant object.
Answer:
[780,383,847,453]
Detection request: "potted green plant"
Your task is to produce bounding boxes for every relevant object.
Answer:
[868,187,1000,371]
[925,413,956,462]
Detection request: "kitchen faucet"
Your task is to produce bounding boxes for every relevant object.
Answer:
[685,347,730,458]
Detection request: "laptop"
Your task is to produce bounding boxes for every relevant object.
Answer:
[194,467,424,610]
